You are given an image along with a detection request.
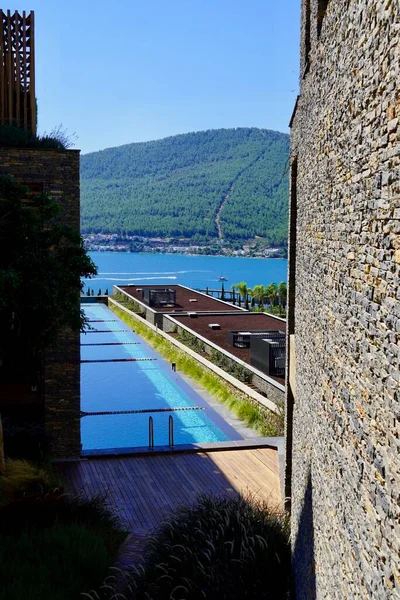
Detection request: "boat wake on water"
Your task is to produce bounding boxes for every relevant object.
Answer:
[96,270,212,275]
[82,276,178,282]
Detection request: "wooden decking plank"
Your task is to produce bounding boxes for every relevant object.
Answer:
[118,457,164,530]
[99,458,132,527]
[153,455,196,506]
[150,456,187,509]
[186,453,235,496]
[251,448,279,474]
[56,448,281,533]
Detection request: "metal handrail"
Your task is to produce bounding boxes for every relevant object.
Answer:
[168,415,174,448]
[148,415,154,449]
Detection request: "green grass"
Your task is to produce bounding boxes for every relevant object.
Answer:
[110,302,283,436]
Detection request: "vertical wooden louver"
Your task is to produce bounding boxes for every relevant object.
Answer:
[0,9,35,133]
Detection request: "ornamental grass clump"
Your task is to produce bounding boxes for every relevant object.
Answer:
[114,494,291,600]
[0,458,60,502]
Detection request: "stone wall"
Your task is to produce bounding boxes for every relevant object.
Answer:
[287,1,400,598]
[0,148,81,457]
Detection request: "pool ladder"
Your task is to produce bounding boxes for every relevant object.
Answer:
[148,415,174,450]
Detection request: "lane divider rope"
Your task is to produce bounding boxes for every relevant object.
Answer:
[87,319,119,323]
[80,406,205,417]
[82,330,130,333]
[81,358,157,363]
[81,342,140,346]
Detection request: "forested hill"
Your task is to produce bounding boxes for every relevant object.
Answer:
[81,128,289,245]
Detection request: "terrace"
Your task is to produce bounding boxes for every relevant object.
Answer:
[168,312,287,386]
[57,446,282,533]
[118,284,244,314]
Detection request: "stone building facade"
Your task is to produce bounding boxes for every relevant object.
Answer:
[0,147,81,457]
[286,1,400,598]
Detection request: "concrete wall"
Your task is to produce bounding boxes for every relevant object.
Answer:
[0,148,81,457]
[113,286,163,327]
[287,2,400,599]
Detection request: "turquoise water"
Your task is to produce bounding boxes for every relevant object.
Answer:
[81,304,239,450]
[82,252,287,293]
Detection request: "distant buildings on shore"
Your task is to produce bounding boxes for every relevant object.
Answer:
[83,233,285,258]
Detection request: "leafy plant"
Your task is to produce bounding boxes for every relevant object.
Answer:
[0,175,97,380]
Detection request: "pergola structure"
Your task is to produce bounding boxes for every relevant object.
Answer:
[0,9,35,133]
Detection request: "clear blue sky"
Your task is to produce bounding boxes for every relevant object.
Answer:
[30,0,300,153]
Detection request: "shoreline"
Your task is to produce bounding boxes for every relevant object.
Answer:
[83,246,287,260]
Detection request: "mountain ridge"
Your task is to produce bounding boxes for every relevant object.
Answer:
[80,127,289,247]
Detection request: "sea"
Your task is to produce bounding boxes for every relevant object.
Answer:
[82,252,287,294]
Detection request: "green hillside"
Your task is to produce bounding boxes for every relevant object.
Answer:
[80,127,289,245]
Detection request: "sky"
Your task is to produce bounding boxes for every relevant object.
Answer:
[29,0,301,153]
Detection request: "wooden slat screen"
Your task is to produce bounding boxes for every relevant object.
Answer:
[0,9,35,133]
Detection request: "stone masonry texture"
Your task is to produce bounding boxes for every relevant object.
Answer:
[0,148,81,457]
[287,1,400,599]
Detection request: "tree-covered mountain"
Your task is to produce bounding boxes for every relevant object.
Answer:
[81,128,289,246]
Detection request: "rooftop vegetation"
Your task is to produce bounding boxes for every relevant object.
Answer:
[0,124,76,150]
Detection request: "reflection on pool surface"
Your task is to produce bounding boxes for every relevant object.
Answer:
[81,304,240,450]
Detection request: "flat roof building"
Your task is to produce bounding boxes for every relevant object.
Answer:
[117,284,244,315]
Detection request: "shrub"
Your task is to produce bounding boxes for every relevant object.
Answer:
[0,123,76,150]
[0,458,60,502]
[0,523,111,600]
[1,419,51,461]
[0,491,121,538]
[0,479,125,599]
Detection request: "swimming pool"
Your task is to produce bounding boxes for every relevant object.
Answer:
[80,304,241,450]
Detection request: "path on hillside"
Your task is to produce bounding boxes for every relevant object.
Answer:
[214,140,270,239]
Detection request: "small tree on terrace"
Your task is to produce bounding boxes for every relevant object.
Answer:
[0,175,97,382]
[252,285,265,308]
[265,282,278,312]
[236,281,249,309]
[277,281,287,315]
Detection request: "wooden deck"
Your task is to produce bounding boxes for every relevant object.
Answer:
[58,448,281,533]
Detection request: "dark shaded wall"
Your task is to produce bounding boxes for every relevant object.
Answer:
[0,148,81,457]
[286,1,400,598]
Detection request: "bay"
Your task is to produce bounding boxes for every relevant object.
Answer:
[83,252,287,293]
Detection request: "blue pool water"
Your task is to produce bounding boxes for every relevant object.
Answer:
[81,304,240,450]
